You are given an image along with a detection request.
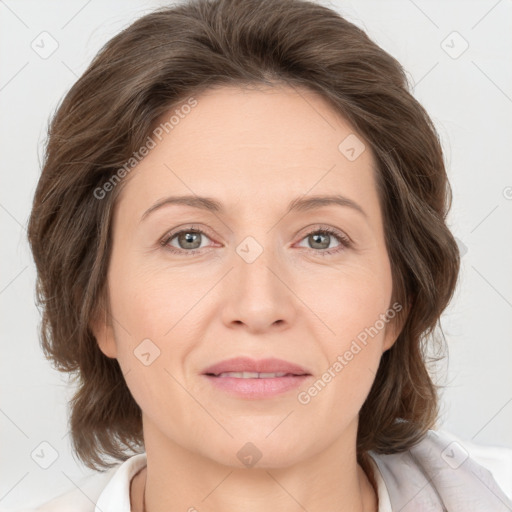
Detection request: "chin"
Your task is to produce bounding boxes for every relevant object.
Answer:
[203,435,310,470]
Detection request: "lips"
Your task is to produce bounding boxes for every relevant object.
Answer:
[202,357,311,377]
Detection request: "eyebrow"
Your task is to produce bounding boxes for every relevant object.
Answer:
[140,193,368,222]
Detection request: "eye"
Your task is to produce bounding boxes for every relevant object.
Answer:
[161,225,216,256]
[295,226,352,256]
[160,225,352,257]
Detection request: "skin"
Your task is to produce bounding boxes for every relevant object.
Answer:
[91,84,403,512]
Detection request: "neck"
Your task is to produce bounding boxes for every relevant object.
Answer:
[134,416,377,512]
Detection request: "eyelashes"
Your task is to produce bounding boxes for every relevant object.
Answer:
[160,224,352,258]
[294,226,352,256]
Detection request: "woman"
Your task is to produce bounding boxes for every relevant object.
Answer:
[24,0,512,510]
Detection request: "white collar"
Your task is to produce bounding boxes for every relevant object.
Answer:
[94,452,392,512]
[95,453,147,512]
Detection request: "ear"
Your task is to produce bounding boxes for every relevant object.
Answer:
[382,319,400,352]
[89,292,117,359]
[382,298,411,352]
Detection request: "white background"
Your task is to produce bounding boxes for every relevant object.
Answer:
[1,0,511,509]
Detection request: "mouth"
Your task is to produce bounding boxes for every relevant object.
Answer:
[201,357,312,399]
[201,356,311,376]
[206,371,307,378]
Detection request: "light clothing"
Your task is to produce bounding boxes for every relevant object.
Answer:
[11,430,512,511]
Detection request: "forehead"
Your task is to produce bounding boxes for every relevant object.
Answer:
[115,84,379,221]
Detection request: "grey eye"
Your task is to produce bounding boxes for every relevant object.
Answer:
[172,231,205,250]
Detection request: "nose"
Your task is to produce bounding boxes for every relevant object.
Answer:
[221,236,297,333]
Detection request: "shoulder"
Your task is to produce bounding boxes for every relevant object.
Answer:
[8,469,116,512]
[435,428,512,498]
[12,453,147,512]
[370,429,512,511]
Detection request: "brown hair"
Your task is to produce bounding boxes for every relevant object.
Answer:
[27,0,460,480]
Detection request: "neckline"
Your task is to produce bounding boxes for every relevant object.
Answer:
[367,453,393,512]
[119,452,392,512]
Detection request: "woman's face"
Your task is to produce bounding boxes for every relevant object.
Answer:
[94,84,401,468]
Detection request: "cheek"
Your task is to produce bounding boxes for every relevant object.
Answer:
[298,289,389,429]
[108,259,181,339]
[106,261,200,403]
[308,259,393,341]
[303,260,392,395]
[107,276,181,419]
